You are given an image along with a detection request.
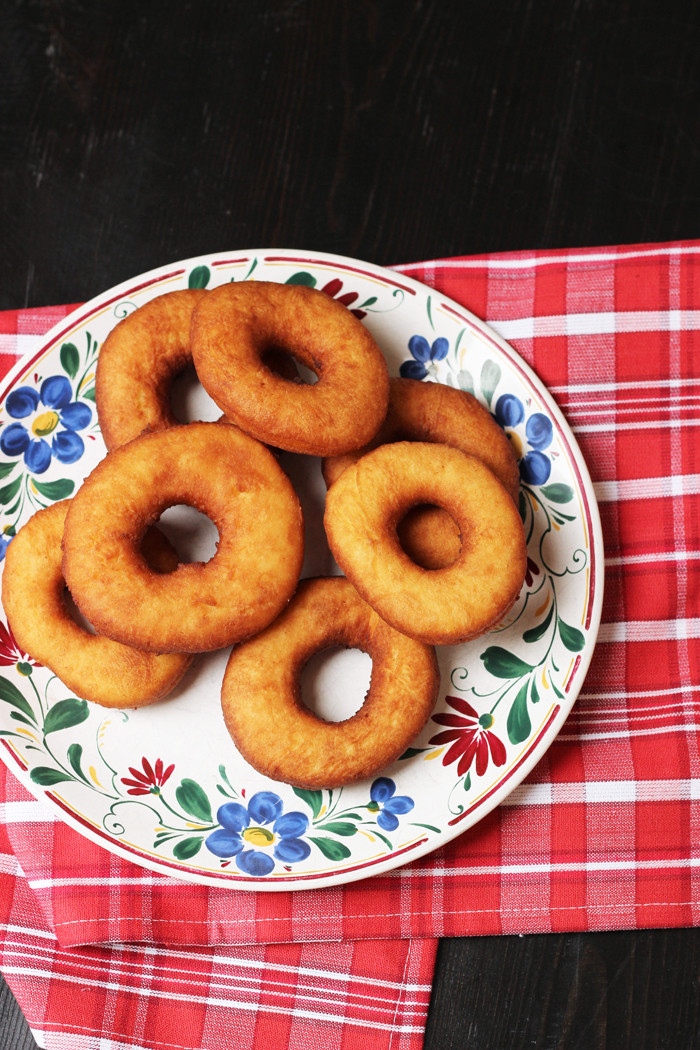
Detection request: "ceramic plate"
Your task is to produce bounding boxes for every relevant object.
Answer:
[0,250,603,889]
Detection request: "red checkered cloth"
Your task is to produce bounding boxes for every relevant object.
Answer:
[1,238,699,1048]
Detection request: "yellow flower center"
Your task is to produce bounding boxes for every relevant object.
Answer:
[32,411,59,437]
[507,432,523,458]
[243,826,274,847]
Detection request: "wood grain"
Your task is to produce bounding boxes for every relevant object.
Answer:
[2,1,700,1047]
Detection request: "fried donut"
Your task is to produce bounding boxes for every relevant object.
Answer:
[96,290,208,451]
[96,289,300,451]
[221,577,440,788]
[62,422,304,653]
[324,442,527,645]
[190,282,390,456]
[2,501,193,707]
[323,378,520,570]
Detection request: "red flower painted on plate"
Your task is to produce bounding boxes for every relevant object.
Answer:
[0,620,40,673]
[429,695,507,778]
[121,757,175,797]
[319,279,367,320]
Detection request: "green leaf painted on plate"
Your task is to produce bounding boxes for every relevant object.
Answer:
[309,836,351,861]
[540,483,574,504]
[507,682,531,745]
[60,342,80,379]
[480,360,501,407]
[30,767,75,786]
[293,787,323,818]
[0,676,36,722]
[558,618,585,652]
[44,699,89,734]
[67,742,89,782]
[464,771,472,791]
[523,602,554,644]
[358,296,377,309]
[317,821,357,837]
[518,491,527,523]
[549,672,565,699]
[175,779,212,823]
[458,369,474,395]
[81,386,96,402]
[410,822,441,833]
[286,272,317,288]
[188,266,210,289]
[173,836,203,860]
[32,478,75,501]
[480,647,534,678]
[0,462,16,482]
[0,477,21,506]
[10,711,35,727]
[399,747,430,760]
[530,677,540,703]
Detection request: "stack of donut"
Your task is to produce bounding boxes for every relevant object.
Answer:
[2,281,526,789]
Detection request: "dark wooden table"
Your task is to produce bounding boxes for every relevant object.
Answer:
[3,2,700,1047]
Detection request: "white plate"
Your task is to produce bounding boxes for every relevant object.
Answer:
[0,250,603,889]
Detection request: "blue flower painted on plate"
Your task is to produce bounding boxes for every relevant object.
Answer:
[205,790,311,875]
[0,530,13,563]
[520,450,552,485]
[525,412,553,451]
[367,777,414,832]
[400,335,449,380]
[1,376,92,474]
[495,393,525,428]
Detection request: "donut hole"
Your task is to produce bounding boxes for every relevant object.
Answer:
[154,505,220,565]
[170,364,222,424]
[264,347,318,385]
[63,588,97,635]
[396,503,463,571]
[300,646,372,722]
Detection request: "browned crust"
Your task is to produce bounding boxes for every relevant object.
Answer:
[324,442,527,645]
[190,282,390,456]
[221,577,440,788]
[323,377,520,570]
[62,422,305,653]
[2,501,193,707]
[96,289,209,451]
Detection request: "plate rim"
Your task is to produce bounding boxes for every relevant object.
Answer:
[0,248,605,890]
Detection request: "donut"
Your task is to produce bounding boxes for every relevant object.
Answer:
[190,282,390,456]
[62,422,304,653]
[221,577,439,788]
[323,377,520,569]
[2,501,193,708]
[96,290,208,451]
[95,289,299,451]
[324,442,527,646]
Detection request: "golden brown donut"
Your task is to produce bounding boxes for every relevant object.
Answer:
[221,577,440,788]
[190,282,390,456]
[2,501,193,708]
[62,422,304,653]
[324,442,527,646]
[323,378,520,570]
[96,290,209,451]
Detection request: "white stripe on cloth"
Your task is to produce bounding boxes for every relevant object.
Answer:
[501,779,700,806]
[598,619,700,643]
[0,943,427,1015]
[594,473,700,501]
[392,245,700,271]
[549,377,700,394]
[0,801,56,824]
[605,550,700,566]
[0,966,428,1034]
[490,310,700,341]
[0,334,41,357]
[573,417,700,433]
